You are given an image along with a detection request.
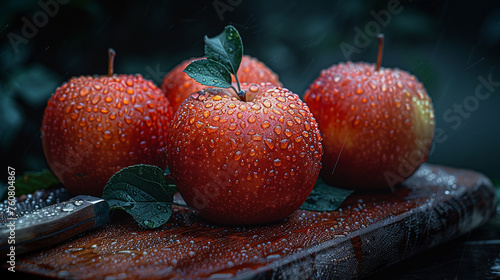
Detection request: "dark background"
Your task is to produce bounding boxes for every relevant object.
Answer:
[1,0,499,181]
[0,1,500,279]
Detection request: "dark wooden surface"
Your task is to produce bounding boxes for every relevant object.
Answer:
[2,164,497,279]
[370,204,500,280]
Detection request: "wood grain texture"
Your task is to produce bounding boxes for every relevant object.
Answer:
[7,164,497,279]
[370,209,500,280]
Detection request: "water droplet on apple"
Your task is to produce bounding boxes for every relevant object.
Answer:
[280,139,289,149]
[251,134,262,141]
[233,151,242,160]
[274,126,282,135]
[264,138,274,150]
[103,130,112,139]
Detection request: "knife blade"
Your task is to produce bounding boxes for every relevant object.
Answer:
[0,195,110,257]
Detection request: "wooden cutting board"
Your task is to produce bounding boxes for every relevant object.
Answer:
[5,164,497,279]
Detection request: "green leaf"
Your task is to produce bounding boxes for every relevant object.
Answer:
[184,59,233,88]
[300,178,354,211]
[204,25,243,76]
[102,164,177,229]
[183,25,245,93]
[9,170,61,199]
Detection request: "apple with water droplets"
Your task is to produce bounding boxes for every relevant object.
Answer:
[167,83,323,225]
[41,49,174,196]
[304,35,435,189]
[166,26,323,225]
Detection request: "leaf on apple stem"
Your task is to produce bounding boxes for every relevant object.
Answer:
[184,59,233,88]
[300,178,354,212]
[204,25,243,79]
[184,25,244,94]
[102,164,178,229]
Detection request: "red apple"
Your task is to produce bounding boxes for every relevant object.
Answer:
[166,25,323,225]
[167,83,323,225]
[304,35,435,189]
[41,49,174,196]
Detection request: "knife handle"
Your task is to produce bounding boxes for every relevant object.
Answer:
[0,195,110,257]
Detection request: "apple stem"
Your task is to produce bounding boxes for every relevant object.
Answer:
[376,34,384,72]
[233,73,242,92]
[230,75,246,101]
[232,72,245,100]
[229,85,239,95]
[237,90,246,101]
[228,85,245,101]
[108,48,116,77]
